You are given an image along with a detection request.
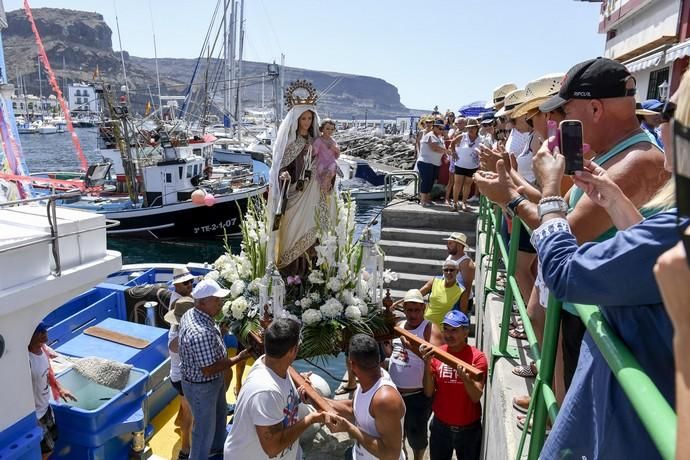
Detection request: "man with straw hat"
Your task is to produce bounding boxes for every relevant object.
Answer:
[170,266,196,308]
[165,296,195,460]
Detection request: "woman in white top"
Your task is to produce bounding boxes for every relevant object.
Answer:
[417,119,450,206]
[450,118,481,212]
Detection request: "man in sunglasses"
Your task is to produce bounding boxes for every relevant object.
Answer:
[170,266,195,308]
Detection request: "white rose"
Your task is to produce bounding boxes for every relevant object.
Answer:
[222,301,232,317]
[341,289,355,306]
[205,270,220,281]
[382,269,399,284]
[230,296,249,320]
[247,279,260,294]
[355,299,368,316]
[302,309,323,326]
[230,280,246,299]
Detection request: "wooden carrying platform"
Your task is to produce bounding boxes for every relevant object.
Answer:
[394,325,483,381]
[84,326,151,349]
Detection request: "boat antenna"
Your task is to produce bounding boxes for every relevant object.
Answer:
[113,0,130,102]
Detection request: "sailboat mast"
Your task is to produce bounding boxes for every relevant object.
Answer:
[149,0,162,112]
[223,0,231,135]
[228,0,237,133]
[235,0,244,145]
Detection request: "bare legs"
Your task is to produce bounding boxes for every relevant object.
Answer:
[445,173,455,205]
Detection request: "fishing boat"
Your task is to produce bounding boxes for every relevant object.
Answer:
[337,155,407,201]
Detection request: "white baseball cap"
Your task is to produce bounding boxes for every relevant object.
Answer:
[192,279,230,299]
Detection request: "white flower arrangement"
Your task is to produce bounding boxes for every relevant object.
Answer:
[213,194,398,358]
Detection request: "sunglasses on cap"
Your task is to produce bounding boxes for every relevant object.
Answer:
[673,118,690,267]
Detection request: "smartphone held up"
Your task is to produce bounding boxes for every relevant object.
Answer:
[559,120,584,175]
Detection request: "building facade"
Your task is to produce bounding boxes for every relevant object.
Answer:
[67,83,98,113]
[593,0,690,100]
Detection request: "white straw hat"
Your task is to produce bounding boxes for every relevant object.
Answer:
[495,89,528,118]
[512,73,566,118]
[492,83,518,109]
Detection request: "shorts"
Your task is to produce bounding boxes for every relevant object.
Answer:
[171,379,184,396]
[39,406,58,454]
[518,223,536,254]
[561,310,586,391]
[402,392,432,450]
[454,166,478,177]
[417,161,439,194]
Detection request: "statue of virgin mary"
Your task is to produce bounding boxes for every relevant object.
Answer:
[267,81,337,275]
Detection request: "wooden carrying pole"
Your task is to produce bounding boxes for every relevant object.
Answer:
[288,368,333,413]
[393,325,484,381]
[249,330,333,412]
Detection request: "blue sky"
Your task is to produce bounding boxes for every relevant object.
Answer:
[5,1,605,111]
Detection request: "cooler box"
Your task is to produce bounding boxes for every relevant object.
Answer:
[51,367,148,459]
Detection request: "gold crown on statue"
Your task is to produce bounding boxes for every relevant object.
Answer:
[284,80,318,110]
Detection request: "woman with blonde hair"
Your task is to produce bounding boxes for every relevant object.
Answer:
[525,69,690,459]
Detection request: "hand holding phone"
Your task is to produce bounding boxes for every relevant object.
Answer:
[559,120,584,175]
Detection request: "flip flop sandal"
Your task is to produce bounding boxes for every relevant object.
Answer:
[509,327,527,340]
[517,415,551,435]
[335,385,357,395]
[512,396,530,414]
[512,364,537,378]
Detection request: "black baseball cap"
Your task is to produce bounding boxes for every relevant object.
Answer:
[433,119,445,127]
[539,57,636,112]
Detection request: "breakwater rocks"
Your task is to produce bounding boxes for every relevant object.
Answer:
[338,135,417,170]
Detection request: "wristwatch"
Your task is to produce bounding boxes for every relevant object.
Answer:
[538,198,568,220]
[506,195,527,218]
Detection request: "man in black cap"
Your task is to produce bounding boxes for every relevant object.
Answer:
[473,57,667,406]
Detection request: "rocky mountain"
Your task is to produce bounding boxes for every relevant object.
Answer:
[3,7,412,119]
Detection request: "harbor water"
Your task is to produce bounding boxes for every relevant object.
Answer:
[21,128,382,389]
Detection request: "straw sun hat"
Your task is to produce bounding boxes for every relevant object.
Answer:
[492,83,518,109]
[511,73,566,119]
[495,89,528,118]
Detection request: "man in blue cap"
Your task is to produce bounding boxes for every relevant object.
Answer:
[420,310,487,460]
[29,322,76,459]
[636,99,665,148]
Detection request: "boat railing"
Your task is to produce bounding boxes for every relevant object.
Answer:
[477,196,676,460]
[0,191,120,276]
[383,171,418,204]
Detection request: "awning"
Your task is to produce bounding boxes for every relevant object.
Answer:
[665,39,690,64]
[625,50,664,73]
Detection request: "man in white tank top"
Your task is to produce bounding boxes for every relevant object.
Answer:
[385,289,432,460]
[323,334,406,460]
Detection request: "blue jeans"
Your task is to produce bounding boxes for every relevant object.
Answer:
[429,416,482,460]
[182,377,226,459]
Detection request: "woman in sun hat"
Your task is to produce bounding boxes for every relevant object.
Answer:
[450,118,482,212]
[165,296,195,460]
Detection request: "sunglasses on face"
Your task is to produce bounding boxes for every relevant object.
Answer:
[443,268,457,273]
[182,280,193,286]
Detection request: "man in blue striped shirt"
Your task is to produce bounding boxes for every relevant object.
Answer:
[179,279,250,460]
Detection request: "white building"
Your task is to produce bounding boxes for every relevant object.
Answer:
[11,94,58,117]
[67,83,98,113]
[593,0,690,100]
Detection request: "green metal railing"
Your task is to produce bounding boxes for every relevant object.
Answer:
[477,196,677,460]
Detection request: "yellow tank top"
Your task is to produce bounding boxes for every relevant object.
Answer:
[424,277,464,325]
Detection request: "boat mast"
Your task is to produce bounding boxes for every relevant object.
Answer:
[228,0,237,135]
[113,0,130,102]
[234,0,245,145]
[223,0,231,135]
[149,0,162,112]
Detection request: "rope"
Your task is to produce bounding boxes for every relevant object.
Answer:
[23,0,88,172]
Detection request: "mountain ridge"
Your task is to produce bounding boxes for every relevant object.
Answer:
[3,7,414,119]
